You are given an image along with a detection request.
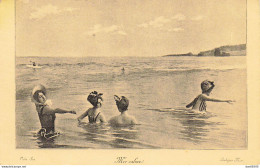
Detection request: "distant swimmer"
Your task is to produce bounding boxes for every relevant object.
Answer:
[30,61,36,66]
[186,80,235,113]
[77,91,106,123]
[109,95,137,126]
[31,85,76,139]
[121,67,125,75]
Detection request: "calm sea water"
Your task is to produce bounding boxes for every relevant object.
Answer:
[16,56,247,149]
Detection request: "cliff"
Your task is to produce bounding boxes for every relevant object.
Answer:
[198,44,246,56]
[163,52,194,57]
[163,44,246,57]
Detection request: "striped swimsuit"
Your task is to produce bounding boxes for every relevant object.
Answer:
[192,95,207,112]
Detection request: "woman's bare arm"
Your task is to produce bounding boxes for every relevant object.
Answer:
[201,94,234,103]
[186,97,198,108]
[77,109,90,121]
[54,108,76,114]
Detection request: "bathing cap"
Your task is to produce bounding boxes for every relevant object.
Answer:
[87,91,103,106]
[201,80,212,93]
[31,84,47,103]
[114,95,129,111]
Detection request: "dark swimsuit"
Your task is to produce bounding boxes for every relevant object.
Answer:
[88,112,100,123]
[199,99,207,111]
[37,105,56,133]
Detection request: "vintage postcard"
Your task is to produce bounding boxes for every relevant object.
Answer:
[0,0,260,165]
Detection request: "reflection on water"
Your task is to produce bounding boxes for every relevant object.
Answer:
[32,132,87,148]
[180,118,210,143]
[76,122,157,148]
[150,108,222,144]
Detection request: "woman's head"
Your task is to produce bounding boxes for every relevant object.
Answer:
[114,95,129,112]
[37,92,46,103]
[201,80,214,94]
[87,91,103,107]
[32,90,47,103]
[32,84,47,104]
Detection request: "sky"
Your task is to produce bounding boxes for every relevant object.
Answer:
[16,0,246,57]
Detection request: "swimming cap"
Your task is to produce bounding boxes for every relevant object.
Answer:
[31,84,47,103]
[87,91,103,106]
[201,80,212,93]
[114,95,129,111]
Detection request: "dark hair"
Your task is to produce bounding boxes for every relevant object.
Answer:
[201,80,214,93]
[116,96,129,111]
[87,91,103,107]
[33,91,45,103]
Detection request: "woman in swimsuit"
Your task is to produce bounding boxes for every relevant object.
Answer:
[32,85,76,137]
[77,91,106,123]
[186,80,234,113]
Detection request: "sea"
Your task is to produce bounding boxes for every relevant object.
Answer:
[16,56,247,149]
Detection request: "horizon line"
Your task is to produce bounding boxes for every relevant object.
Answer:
[16,43,246,58]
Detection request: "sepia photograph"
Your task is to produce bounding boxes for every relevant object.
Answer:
[1,0,260,166]
[15,0,247,149]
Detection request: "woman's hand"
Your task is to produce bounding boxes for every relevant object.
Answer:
[226,100,235,104]
[70,110,76,114]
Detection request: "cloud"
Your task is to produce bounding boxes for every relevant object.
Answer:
[149,16,171,28]
[171,14,186,21]
[138,23,149,28]
[117,31,127,36]
[30,4,77,20]
[191,15,205,21]
[138,16,171,28]
[86,24,127,36]
[138,14,185,29]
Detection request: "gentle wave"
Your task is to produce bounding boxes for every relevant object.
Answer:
[17,62,109,68]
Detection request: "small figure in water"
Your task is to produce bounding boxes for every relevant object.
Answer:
[31,85,76,138]
[77,91,106,123]
[30,61,36,66]
[109,95,137,126]
[186,80,234,113]
[121,67,125,74]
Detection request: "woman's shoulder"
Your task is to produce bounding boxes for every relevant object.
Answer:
[110,114,121,120]
[129,115,137,122]
[197,93,207,98]
[41,105,54,114]
[108,116,118,123]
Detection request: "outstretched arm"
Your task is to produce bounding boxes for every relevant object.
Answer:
[54,108,76,114]
[186,97,198,108]
[77,109,90,121]
[201,94,234,103]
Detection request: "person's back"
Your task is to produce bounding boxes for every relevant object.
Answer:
[109,113,136,126]
[189,94,207,112]
[109,95,137,126]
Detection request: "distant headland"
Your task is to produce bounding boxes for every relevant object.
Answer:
[163,44,246,57]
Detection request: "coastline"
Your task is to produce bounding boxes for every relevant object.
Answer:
[163,44,246,57]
